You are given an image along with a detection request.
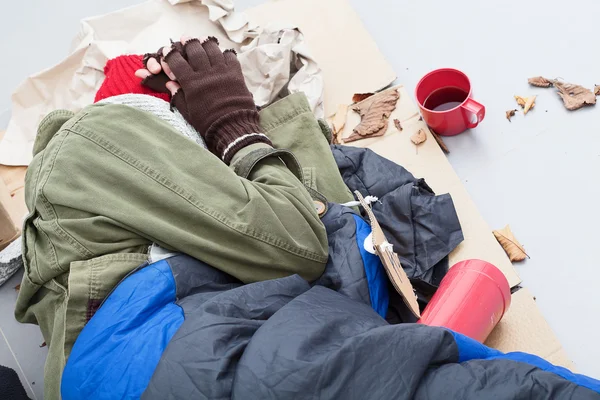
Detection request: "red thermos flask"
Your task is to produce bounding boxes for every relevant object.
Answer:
[418,259,511,343]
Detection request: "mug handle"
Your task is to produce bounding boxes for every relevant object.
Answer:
[462,98,486,129]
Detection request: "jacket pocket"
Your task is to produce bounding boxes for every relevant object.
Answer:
[64,252,149,356]
[21,210,43,284]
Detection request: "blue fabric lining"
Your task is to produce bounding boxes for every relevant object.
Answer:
[61,260,184,400]
[452,330,503,362]
[451,330,600,394]
[352,214,389,318]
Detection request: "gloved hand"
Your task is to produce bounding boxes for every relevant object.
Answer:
[139,46,178,97]
[139,37,271,164]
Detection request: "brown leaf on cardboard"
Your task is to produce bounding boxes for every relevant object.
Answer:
[505,109,517,122]
[345,90,400,143]
[554,81,596,110]
[393,118,403,131]
[410,128,427,145]
[331,104,348,144]
[524,95,536,115]
[514,96,527,108]
[528,76,554,87]
[344,128,387,143]
[594,85,600,96]
[430,130,449,153]
[493,225,529,262]
[352,92,375,103]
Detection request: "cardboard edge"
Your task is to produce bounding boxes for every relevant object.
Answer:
[485,287,575,370]
[0,176,19,250]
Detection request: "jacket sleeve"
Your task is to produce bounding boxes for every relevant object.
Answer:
[26,103,328,285]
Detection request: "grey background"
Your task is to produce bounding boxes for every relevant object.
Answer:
[1,0,598,397]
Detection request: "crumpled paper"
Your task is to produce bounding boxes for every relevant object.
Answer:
[167,0,258,43]
[0,0,324,166]
[239,22,324,118]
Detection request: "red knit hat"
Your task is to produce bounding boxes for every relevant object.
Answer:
[94,55,170,103]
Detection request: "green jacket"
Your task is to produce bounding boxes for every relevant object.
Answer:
[16,92,353,399]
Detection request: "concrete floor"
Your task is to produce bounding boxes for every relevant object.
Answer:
[1,0,599,397]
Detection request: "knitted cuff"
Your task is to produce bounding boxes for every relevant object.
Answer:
[204,109,273,164]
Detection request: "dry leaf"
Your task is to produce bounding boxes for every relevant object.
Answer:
[393,118,402,131]
[331,104,348,144]
[514,96,535,114]
[528,76,554,87]
[352,92,374,103]
[514,95,527,108]
[345,90,400,143]
[14,284,21,291]
[40,341,47,348]
[410,128,427,145]
[493,225,529,262]
[526,76,598,109]
[430,130,449,153]
[524,95,536,115]
[554,81,596,111]
[505,109,517,122]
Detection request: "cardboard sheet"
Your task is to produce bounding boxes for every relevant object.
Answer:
[340,85,521,288]
[0,181,19,250]
[0,131,26,249]
[0,166,26,223]
[356,191,420,318]
[485,288,574,370]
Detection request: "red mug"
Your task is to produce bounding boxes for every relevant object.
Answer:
[418,259,511,343]
[415,68,485,136]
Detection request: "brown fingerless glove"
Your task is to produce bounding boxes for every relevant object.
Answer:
[143,38,271,164]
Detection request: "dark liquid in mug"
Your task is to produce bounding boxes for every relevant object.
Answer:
[423,86,469,112]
